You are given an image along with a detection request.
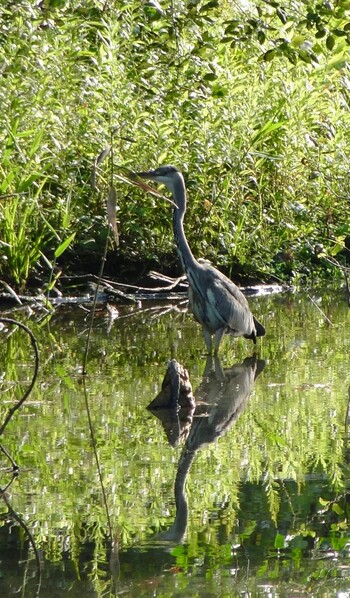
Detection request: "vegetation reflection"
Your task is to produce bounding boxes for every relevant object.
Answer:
[0,292,349,596]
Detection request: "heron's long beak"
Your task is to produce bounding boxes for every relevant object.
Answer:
[132,171,177,207]
[134,170,158,180]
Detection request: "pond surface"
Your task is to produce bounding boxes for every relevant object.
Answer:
[0,288,350,597]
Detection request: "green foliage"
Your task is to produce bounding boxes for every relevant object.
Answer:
[0,0,350,288]
[221,0,350,64]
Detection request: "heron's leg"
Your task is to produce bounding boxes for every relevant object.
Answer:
[202,326,213,354]
[203,355,214,377]
[213,327,225,355]
[214,356,225,382]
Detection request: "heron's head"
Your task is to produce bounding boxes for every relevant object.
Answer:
[135,165,184,199]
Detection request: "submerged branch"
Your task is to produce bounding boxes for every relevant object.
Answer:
[0,318,39,436]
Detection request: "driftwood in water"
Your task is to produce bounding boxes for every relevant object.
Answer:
[147,359,196,447]
[0,271,189,308]
[0,270,291,311]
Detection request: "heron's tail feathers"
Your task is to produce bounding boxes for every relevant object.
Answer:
[253,317,266,338]
[244,317,265,343]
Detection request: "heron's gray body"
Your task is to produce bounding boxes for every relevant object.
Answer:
[136,165,265,354]
[186,260,257,346]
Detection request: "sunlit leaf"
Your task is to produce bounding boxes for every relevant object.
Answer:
[28,129,44,158]
[18,173,42,192]
[329,237,345,256]
[332,503,344,515]
[263,49,276,61]
[274,533,285,549]
[54,233,76,258]
[47,270,62,290]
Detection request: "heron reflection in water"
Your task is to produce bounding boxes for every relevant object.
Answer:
[148,354,265,542]
[135,165,266,354]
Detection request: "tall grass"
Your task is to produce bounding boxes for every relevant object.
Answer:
[0,0,349,289]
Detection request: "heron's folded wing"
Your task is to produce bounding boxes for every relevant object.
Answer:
[205,275,254,334]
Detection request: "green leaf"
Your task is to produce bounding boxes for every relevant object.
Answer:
[18,173,42,192]
[28,129,44,158]
[200,0,219,12]
[258,30,266,44]
[332,503,344,515]
[203,72,217,81]
[326,34,335,49]
[263,49,276,61]
[274,533,285,549]
[332,28,347,37]
[54,233,76,258]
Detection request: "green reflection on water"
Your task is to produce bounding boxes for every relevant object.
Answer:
[0,290,350,596]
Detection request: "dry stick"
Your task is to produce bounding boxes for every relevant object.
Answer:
[306,293,333,326]
[81,236,113,539]
[81,142,116,539]
[0,318,39,436]
[83,130,117,373]
[0,280,22,305]
[0,192,28,200]
[81,237,109,375]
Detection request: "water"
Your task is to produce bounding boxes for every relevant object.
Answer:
[0,289,350,597]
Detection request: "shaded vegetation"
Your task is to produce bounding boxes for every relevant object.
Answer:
[0,0,350,289]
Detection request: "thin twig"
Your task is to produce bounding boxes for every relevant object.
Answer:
[0,318,39,436]
[306,294,333,326]
[0,192,28,200]
[0,280,22,305]
[0,443,19,471]
[81,236,109,375]
[83,378,112,538]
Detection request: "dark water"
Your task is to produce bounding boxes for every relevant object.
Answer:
[0,288,350,596]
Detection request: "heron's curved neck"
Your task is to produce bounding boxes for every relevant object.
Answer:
[172,447,195,537]
[156,447,194,542]
[172,178,197,272]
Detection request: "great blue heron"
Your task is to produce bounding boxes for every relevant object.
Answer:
[135,165,266,354]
